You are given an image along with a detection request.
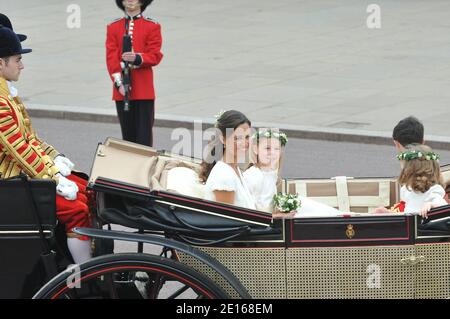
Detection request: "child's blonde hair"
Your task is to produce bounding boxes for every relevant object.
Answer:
[249,128,287,188]
[398,144,443,193]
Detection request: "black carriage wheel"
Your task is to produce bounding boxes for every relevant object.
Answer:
[33,253,229,299]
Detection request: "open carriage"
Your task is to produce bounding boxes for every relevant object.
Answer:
[1,137,450,299]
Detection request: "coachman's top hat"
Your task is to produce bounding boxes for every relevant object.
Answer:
[0,13,27,42]
[115,0,154,12]
[0,27,32,58]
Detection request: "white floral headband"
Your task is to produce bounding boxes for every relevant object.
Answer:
[252,130,288,146]
[396,150,440,161]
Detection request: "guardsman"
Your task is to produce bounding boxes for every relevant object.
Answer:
[0,26,92,264]
[106,0,163,147]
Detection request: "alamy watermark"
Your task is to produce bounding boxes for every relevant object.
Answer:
[366,264,381,288]
[66,4,81,29]
[66,264,81,289]
[170,123,285,165]
[366,4,381,29]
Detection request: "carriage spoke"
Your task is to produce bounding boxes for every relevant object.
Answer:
[167,284,190,299]
[146,273,164,299]
[105,273,120,299]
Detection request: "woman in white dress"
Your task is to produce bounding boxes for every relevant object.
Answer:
[199,110,257,209]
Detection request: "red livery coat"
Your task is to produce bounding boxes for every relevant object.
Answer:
[106,16,163,101]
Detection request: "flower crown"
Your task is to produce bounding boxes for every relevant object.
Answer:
[253,129,288,146]
[214,110,226,128]
[396,150,440,161]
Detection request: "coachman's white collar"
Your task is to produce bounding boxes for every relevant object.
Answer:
[7,81,18,98]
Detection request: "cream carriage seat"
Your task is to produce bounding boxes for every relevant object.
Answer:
[90,138,206,198]
[148,154,205,199]
[286,176,399,213]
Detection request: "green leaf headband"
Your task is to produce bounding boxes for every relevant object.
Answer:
[252,130,288,146]
[396,150,440,162]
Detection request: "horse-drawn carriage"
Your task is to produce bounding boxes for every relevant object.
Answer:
[1,138,450,299]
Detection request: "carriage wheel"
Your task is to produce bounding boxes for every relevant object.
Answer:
[33,253,229,299]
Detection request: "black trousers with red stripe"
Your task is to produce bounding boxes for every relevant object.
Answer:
[116,100,155,147]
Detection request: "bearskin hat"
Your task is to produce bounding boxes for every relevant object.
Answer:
[115,0,154,12]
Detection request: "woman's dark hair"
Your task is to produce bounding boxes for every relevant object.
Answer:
[199,110,251,183]
[115,0,154,12]
[392,116,424,147]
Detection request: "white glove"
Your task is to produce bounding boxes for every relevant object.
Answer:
[54,155,75,177]
[56,174,79,201]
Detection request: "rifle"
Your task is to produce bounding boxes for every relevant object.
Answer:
[122,34,132,111]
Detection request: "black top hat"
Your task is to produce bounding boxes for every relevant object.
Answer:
[0,27,32,58]
[115,0,154,13]
[0,13,27,42]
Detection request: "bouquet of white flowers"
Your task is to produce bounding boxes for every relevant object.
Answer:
[273,193,301,213]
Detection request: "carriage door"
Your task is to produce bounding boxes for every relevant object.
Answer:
[414,243,450,298]
[414,214,450,299]
[285,177,416,298]
[286,245,416,299]
[414,166,450,297]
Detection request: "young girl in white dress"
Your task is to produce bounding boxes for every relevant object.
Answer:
[374,144,448,217]
[199,110,256,209]
[243,129,341,217]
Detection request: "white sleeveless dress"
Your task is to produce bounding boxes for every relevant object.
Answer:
[205,161,257,210]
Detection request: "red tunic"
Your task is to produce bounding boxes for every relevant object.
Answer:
[106,16,163,101]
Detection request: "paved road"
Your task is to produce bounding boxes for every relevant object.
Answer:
[4,0,450,138]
